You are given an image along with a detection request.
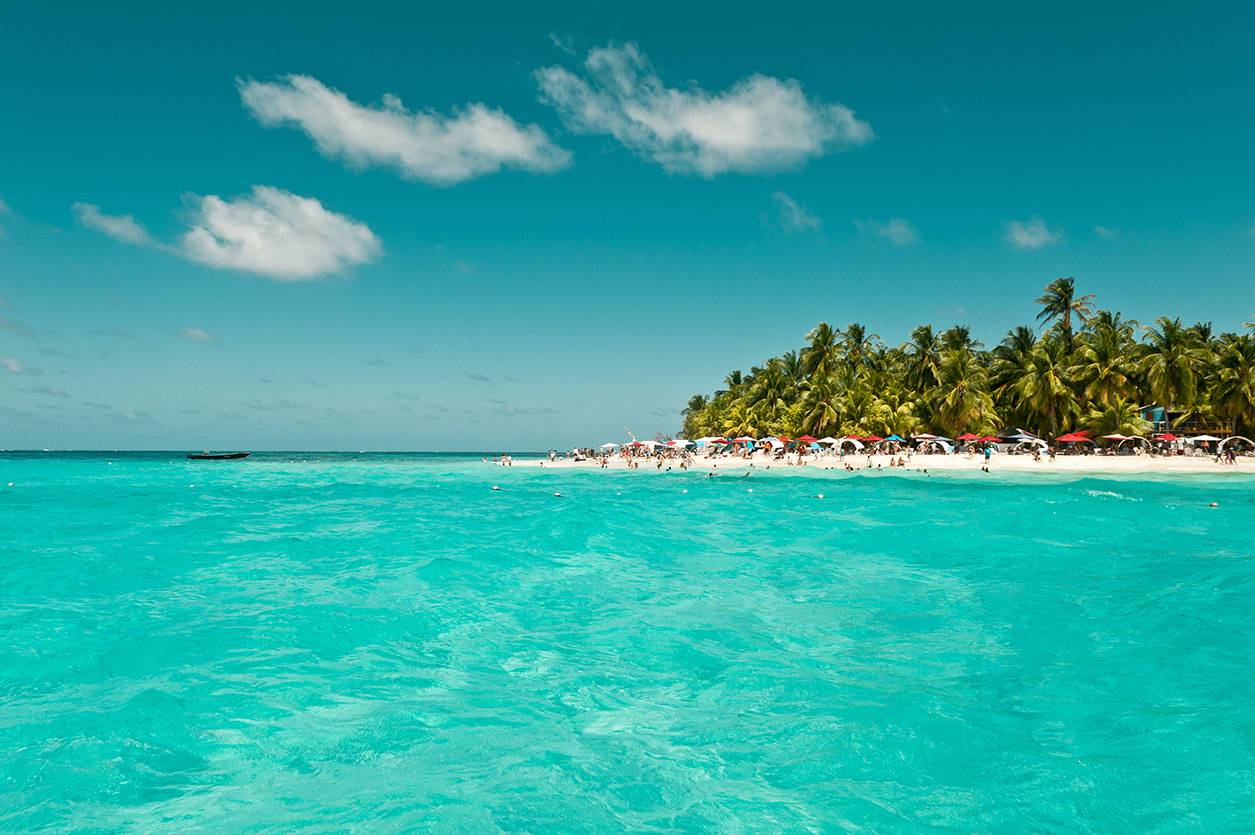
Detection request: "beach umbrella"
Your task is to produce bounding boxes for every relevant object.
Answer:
[980,435,1000,443]
[914,433,939,440]
[1156,433,1179,442]
[956,432,980,441]
[625,440,644,447]
[1189,434,1222,442]
[734,436,756,443]
[600,442,619,449]
[885,434,905,442]
[1101,434,1129,441]
[795,435,818,443]
[818,436,840,445]
[863,434,884,443]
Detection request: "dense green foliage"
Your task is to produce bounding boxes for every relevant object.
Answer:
[681,278,1255,440]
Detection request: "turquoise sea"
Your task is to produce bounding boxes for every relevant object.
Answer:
[2,452,1253,831]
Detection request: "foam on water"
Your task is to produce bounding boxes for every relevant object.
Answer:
[1,452,1253,830]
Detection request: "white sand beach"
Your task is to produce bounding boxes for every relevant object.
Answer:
[512,451,1250,477]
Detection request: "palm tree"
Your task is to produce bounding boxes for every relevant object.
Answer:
[838,322,879,366]
[1035,277,1095,347]
[940,325,983,353]
[1071,322,1135,408]
[990,326,1039,425]
[905,324,943,391]
[1011,337,1080,437]
[929,349,997,436]
[1140,317,1210,415]
[1084,396,1150,437]
[800,376,842,436]
[1210,335,1255,434]
[803,322,840,380]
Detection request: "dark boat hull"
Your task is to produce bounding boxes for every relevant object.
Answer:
[187,452,251,460]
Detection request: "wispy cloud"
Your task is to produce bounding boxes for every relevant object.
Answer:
[181,186,381,280]
[466,372,492,383]
[242,398,304,411]
[1093,225,1119,239]
[0,196,9,235]
[484,398,560,417]
[91,326,142,342]
[239,74,570,186]
[767,192,821,232]
[180,326,216,342]
[1004,216,1061,250]
[0,315,32,338]
[537,42,872,176]
[72,202,152,245]
[1,357,42,375]
[363,357,390,368]
[19,384,70,399]
[855,217,918,246]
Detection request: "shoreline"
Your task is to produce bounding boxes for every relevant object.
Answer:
[510,452,1252,477]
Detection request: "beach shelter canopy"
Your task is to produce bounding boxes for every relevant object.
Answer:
[838,438,865,450]
[667,439,693,447]
[1220,435,1253,451]
[734,436,756,443]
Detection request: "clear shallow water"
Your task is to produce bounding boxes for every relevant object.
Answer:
[2,453,1254,831]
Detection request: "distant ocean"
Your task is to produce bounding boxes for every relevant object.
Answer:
[2,452,1253,829]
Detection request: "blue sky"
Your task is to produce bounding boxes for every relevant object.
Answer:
[2,2,1253,450]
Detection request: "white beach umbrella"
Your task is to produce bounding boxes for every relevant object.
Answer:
[600,442,619,449]
[818,436,840,445]
[668,439,694,447]
[1188,435,1222,442]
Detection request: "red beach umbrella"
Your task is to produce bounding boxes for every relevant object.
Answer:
[979,435,1000,443]
[863,434,884,442]
[956,432,980,441]
[1156,433,1179,441]
[796,435,818,443]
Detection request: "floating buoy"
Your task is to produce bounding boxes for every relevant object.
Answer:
[816,493,825,499]
[553,492,562,498]
[492,485,501,491]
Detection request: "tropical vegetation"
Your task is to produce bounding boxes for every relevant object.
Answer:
[680,278,1255,441]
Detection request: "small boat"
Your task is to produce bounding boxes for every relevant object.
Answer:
[187,451,251,460]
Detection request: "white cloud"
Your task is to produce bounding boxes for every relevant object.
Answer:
[72,202,152,245]
[537,42,872,176]
[2,357,24,373]
[1093,225,1118,239]
[1004,216,1061,250]
[181,327,216,342]
[768,192,821,232]
[0,196,10,235]
[239,74,570,185]
[856,217,918,246]
[180,186,381,280]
